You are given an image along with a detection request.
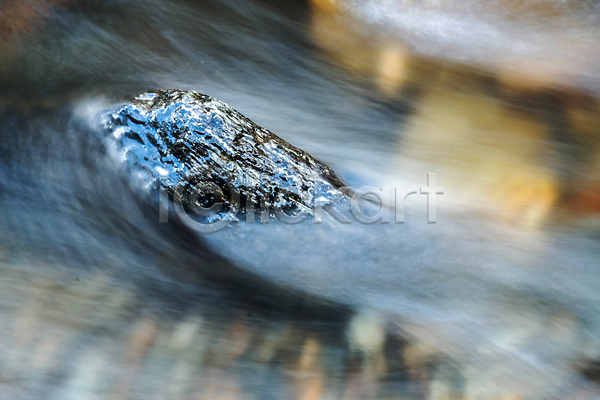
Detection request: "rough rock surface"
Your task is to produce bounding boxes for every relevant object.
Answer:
[105,90,346,216]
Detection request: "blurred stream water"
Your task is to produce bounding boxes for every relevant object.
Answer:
[1,0,600,399]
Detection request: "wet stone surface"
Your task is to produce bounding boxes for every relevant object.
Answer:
[104,90,346,220]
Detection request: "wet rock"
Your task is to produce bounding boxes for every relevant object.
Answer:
[104,90,346,218]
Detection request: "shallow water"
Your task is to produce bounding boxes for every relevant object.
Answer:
[2,0,600,399]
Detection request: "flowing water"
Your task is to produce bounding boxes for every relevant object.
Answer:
[1,0,600,399]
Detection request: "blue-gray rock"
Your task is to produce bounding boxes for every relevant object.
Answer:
[105,90,346,217]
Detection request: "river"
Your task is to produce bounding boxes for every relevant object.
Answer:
[1,0,600,399]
